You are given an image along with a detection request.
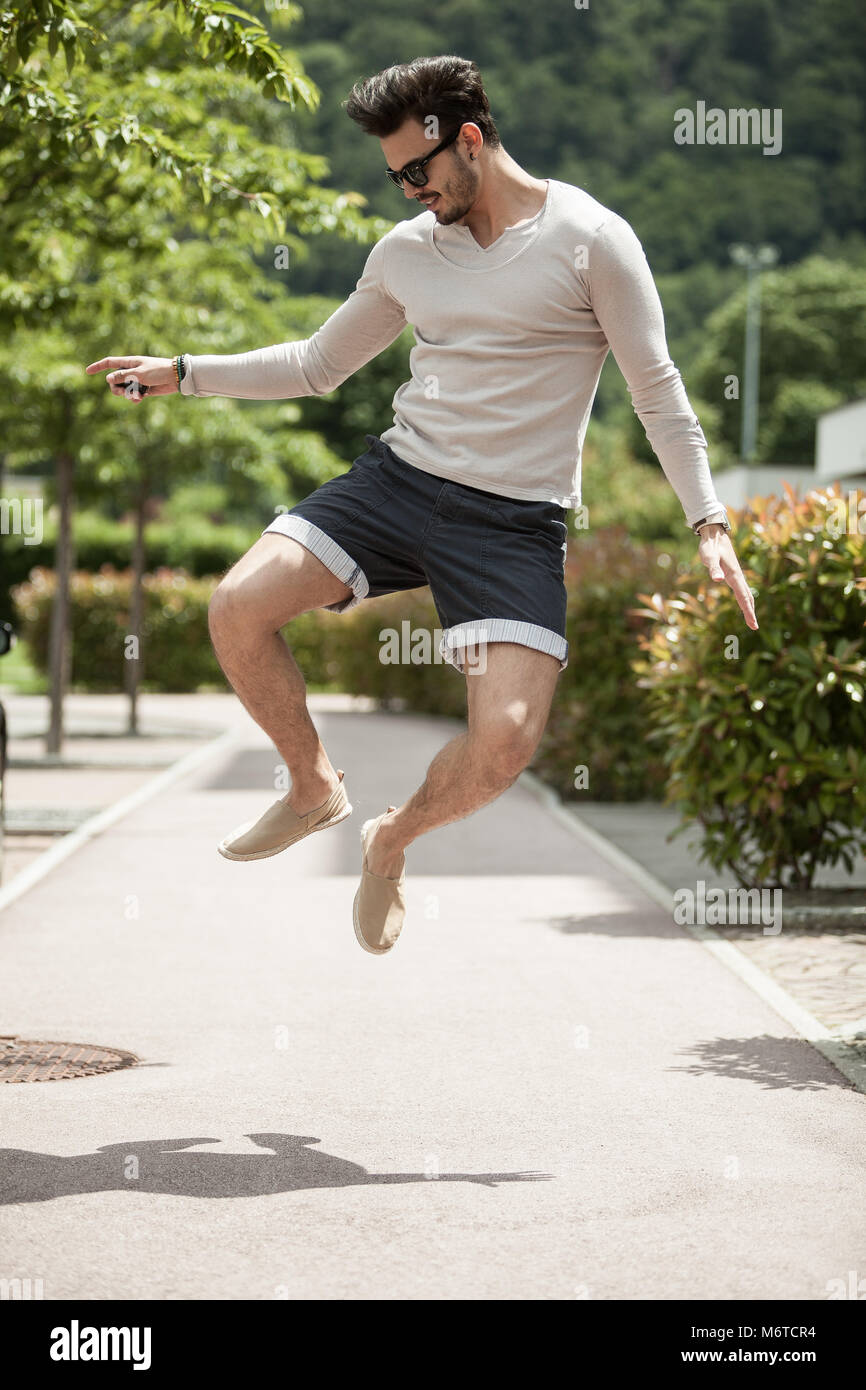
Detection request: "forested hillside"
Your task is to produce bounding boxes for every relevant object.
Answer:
[246,0,865,464]
[275,0,865,290]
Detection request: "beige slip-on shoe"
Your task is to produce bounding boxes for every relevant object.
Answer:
[352,812,406,955]
[218,770,352,861]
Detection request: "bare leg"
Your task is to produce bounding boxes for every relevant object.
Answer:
[208,534,353,814]
[365,643,561,876]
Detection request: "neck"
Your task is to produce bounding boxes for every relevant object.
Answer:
[458,149,548,244]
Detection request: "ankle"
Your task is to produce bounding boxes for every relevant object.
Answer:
[284,766,340,811]
[377,808,411,851]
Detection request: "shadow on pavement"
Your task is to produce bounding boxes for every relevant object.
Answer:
[0,1133,552,1203]
[670,1035,852,1090]
[546,910,679,938]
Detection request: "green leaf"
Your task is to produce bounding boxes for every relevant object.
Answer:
[16,25,33,64]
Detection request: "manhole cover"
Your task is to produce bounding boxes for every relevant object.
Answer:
[0,1038,139,1083]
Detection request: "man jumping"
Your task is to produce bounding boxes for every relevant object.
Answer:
[87,55,758,956]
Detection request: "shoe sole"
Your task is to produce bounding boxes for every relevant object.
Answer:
[217,802,353,862]
[352,816,399,955]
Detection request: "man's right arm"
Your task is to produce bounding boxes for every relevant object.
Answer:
[87,236,407,401]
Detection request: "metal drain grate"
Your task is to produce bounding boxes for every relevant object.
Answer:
[0,1037,139,1083]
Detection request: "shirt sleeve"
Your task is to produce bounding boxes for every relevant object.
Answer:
[587,213,726,529]
[180,234,407,400]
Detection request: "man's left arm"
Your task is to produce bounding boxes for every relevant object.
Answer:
[587,213,758,630]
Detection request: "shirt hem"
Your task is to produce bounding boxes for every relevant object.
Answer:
[378,438,581,508]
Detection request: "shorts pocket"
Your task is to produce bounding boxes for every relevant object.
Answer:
[487,494,567,538]
[340,448,400,522]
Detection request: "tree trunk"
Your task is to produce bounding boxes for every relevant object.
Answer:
[125,477,148,736]
[46,447,75,757]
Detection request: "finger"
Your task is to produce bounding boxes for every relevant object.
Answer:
[726,568,759,629]
[738,592,759,630]
[85,357,138,375]
[701,544,759,629]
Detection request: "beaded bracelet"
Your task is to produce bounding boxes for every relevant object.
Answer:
[173,354,187,391]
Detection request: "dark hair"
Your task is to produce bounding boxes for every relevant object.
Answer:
[344,55,501,150]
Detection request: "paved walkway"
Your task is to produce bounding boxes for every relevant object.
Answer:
[575,803,866,1038]
[0,701,864,1299]
[0,692,257,882]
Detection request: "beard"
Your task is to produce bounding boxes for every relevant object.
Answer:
[420,154,480,225]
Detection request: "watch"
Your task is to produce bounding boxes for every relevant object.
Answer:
[692,510,731,535]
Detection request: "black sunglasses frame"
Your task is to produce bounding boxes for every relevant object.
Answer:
[385,127,462,189]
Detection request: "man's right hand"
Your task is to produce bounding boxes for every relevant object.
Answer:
[86,356,178,399]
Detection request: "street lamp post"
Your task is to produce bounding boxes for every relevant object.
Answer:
[729,243,778,462]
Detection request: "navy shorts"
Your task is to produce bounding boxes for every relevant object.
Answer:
[263,434,569,674]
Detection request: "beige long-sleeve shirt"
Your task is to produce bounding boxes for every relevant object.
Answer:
[180,177,724,525]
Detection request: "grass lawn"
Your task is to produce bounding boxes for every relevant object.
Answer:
[0,635,47,694]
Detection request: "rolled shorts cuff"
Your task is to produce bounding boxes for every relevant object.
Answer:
[438,618,569,675]
[262,515,369,612]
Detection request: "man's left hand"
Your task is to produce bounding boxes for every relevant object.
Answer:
[697,523,759,630]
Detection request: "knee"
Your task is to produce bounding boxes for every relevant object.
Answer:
[208,574,279,647]
[209,567,311,650]
[208,578,244,644]
[470,711,545,780]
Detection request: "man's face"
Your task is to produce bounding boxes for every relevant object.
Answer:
[380,119,480,225]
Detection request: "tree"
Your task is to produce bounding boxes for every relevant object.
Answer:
[0,0,390,749]
[0,238,349,733]
[691,258,866,464]
[284,0,866,299]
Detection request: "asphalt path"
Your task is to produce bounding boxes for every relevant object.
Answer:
[1,706,863,1299]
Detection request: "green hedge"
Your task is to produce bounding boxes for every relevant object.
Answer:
[635,485,866,888]
[2,512,260,616]
[12,567,226,693]
[10,566,445,698]
[11,533,680,800]
[12,487,866,863]
[532,528,681,801]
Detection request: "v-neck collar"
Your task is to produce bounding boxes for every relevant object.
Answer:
[430,179,554,271]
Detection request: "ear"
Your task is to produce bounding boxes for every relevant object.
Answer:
[459,121,484,161]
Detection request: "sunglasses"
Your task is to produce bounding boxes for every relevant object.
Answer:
[384,127,461,189]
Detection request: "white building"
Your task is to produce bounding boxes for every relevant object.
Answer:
[712,398,866,509]
[815,398,866,486]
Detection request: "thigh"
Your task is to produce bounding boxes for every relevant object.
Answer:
[266,435,429,603]
[213,532,353,629]
[466,641,561,740]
